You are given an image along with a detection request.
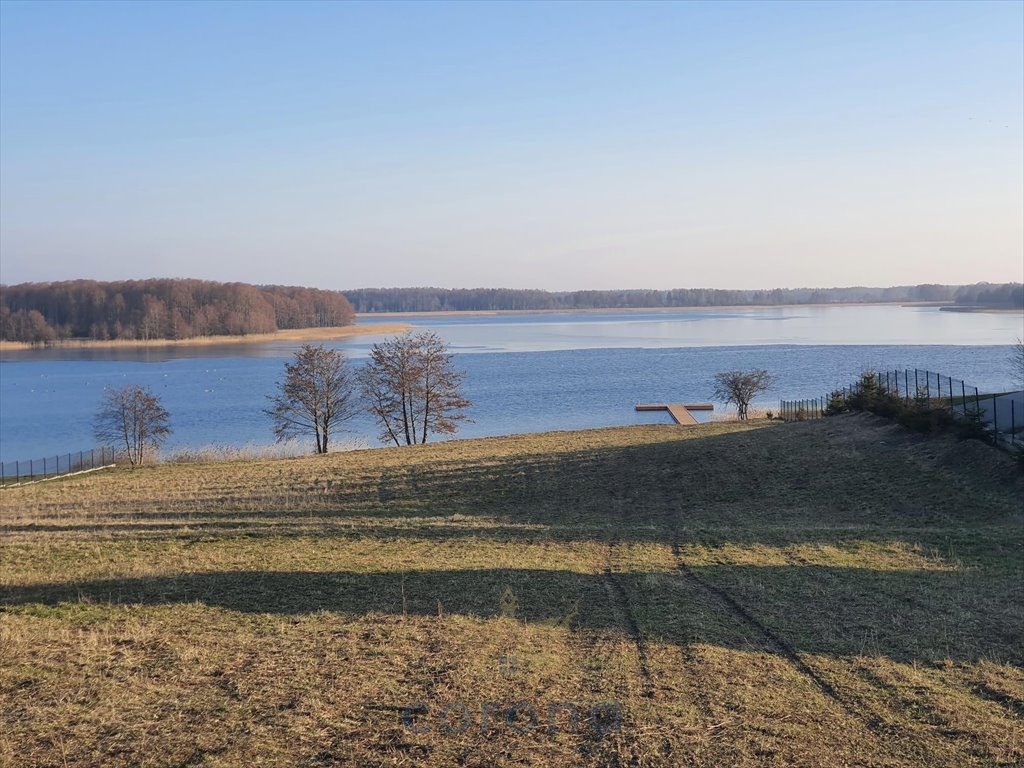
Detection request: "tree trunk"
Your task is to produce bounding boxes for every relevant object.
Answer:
[401,391,413,445]
[421,387,430,444]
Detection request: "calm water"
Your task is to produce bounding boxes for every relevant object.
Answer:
[1,305,1020,462]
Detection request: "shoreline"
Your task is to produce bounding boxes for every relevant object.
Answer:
[0,322,411,353]
[937,306,1024,314]
[355,301,956,319]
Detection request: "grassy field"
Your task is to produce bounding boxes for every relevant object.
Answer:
[1,415,1022,767]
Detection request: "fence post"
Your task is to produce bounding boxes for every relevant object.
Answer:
[915,369,919,397]
[948,376,953,410]
[1012,399,1016,446]
[16,461,20,484]
[993,394,998,441]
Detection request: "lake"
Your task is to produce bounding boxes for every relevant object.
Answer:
[1,305,1020,462]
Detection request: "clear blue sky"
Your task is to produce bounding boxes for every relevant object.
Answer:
[1,0,1021,290]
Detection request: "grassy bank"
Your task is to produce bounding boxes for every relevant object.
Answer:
[1,416,1022,766]
[0,322,411,353]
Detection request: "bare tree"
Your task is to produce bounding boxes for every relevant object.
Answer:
[359,331,471,445]
[712,369,775,420]
[265,344,359,453]
[93,384,172,466]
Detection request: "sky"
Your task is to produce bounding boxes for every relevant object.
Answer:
[0,0,1022,291]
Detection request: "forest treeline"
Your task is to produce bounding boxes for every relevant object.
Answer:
[3,279,1019,343]
[343,283,1024,313]
[1,279,355,343]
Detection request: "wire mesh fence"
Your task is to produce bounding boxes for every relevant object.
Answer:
[0,446,116,487]
[778,397,827,421]
[779,369,1021,449]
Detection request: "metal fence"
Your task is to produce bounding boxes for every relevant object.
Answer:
[780,368,1021,448]
[0,446,116,487]
[859,369,979,416]
[778,397,827,421]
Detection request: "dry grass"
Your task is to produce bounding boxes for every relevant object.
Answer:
[0,322,410,353]
[1,415,1022,767]
[159,439,372,465]
[710,407,774,422]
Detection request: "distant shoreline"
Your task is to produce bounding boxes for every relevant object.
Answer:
[937,306,1024,314]
[0,322,411,353]
[355,301,957,319]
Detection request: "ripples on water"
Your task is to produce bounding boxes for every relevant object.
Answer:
[1,306,1020,460]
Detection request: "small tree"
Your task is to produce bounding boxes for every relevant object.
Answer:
[712,369,775,420]
[359,331,471,445]
[265,344,359,454]
[93,384,172,466]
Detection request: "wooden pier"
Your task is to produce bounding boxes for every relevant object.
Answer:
[635,403,714,426]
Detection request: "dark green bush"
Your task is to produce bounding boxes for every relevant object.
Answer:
[824,390,847,416]
[955,408,993,444]
[846,372,881,411]
[827,371,985,439]
[895,401,955,434]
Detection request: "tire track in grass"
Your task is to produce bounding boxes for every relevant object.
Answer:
[581,482,659,767]
[605,486,655,702]
[663,508,956,763]
[851,662,1022,764]
[669,540,845,707]
[644,449,876,722]
[602,538,655,702]
[571,615,626,768]
[595,534,655,768]
[663,538,952,763]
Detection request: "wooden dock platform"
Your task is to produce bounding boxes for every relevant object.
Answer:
[635,403,714,426]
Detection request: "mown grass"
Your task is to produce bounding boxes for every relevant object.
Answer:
[1,415,1022,767]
